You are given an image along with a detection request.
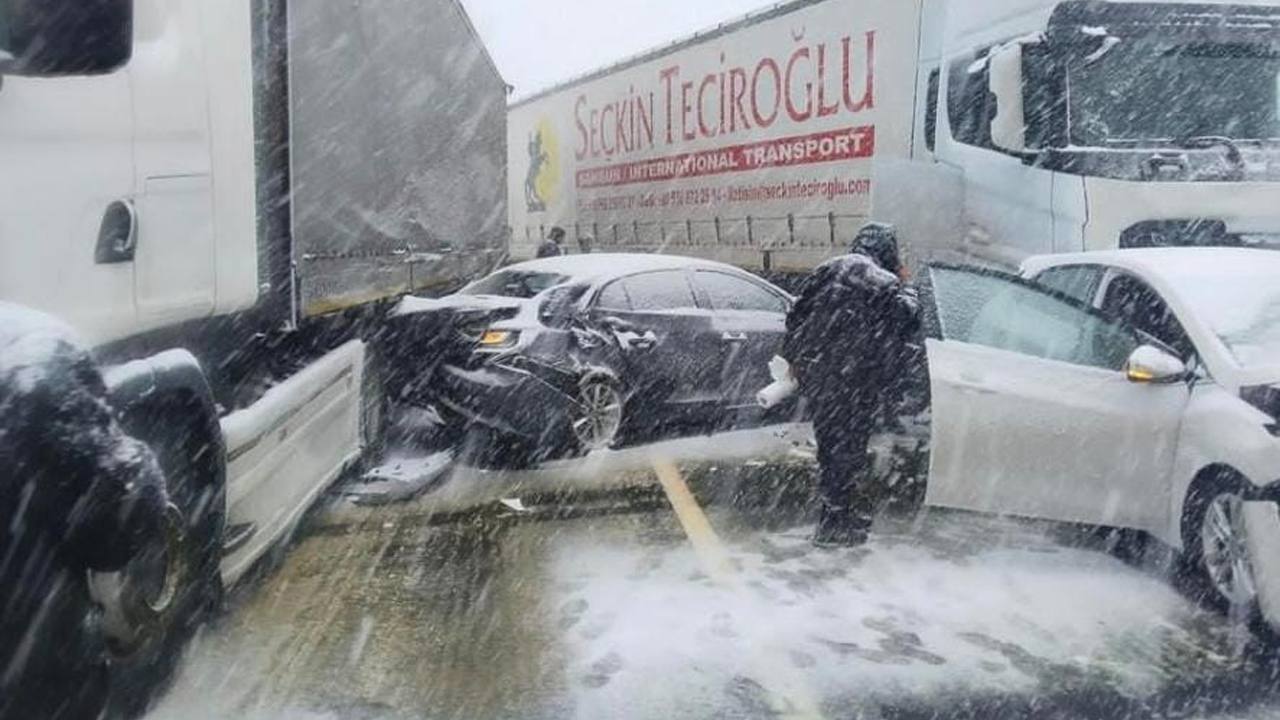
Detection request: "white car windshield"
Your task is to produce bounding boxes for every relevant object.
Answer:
[1175,273,1280,368]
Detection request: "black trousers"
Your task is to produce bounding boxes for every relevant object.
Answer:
[808,387,879,523]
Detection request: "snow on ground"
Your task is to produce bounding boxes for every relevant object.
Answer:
[146,461,1271,720]
[140,422,1280,720]
[557,510,1244,719]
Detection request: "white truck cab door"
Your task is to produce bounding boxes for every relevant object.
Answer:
[937,49,1055,267]
[130,0,216,327]
[922,265,1188,531]
[0,66,137,343]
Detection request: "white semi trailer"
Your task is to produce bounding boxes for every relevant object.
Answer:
[509,0,1280,272]
[0,0,506,704]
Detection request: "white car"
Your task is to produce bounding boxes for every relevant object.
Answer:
[915,248,1280,629]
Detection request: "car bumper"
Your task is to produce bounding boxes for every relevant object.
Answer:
[432,362,577,440]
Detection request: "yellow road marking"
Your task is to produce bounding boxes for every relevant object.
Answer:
[650,456,825,720]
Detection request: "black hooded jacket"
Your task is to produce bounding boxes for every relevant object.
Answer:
[783,244,920,404]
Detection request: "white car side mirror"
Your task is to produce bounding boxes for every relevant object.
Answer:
[1125,345,1188,384]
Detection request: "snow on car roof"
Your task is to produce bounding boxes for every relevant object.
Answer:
[503,253,743,284]
[1023,247,1280,283]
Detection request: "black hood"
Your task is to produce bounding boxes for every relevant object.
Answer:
[850,222,902,275]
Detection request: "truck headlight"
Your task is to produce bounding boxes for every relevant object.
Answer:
[1241,384,1280,436]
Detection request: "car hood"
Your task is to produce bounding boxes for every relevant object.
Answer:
[1233,364,1280,391]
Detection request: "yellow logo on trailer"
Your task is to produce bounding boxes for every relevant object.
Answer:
[524,117,560,213]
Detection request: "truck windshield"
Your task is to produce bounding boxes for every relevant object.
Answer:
[1068,39,1280,147]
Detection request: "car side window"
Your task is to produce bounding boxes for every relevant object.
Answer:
[694,271,787,313]
[931,266,1140,371]
[1100,274,1196,360]
[595,280,631,311]
[621,271,697,311]
[1033,265,1103,305]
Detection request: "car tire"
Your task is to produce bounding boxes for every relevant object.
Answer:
[1179,469,1264,624]
[100,402,225,719]
[568,374,625,455]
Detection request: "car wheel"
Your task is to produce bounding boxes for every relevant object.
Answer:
[99,404,224,718]
[570,374,624,453]
[1181,474,1260,616]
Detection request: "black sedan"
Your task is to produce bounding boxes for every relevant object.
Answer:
[382,254,794,465]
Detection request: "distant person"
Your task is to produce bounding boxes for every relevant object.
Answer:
[0,305,168,720]
[782,223,920,548]
[578,235,595,254]
[537,227,566,258]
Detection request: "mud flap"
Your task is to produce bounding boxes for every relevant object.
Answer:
[1244,501,1280,630]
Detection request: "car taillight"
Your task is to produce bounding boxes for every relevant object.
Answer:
[477,330,519,349]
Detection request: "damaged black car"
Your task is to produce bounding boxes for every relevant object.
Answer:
[379,254,794,465]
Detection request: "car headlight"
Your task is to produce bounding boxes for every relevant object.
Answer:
[477,329,519,349]
[1241,384,1280,436]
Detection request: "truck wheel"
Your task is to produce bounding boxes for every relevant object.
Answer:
[98,398,225,718]
[1179,469,1263,623]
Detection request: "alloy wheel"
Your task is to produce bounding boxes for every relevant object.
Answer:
[572,379,623,451]
[1199,492,1258,608]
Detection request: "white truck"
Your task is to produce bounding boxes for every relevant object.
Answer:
[0,0,506,704]
[508,0,1280,273]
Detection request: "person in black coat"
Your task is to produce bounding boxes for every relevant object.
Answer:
[537,227,567,258]
[0,306,168,720]
[783,223,920,547]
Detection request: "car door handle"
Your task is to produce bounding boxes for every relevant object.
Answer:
[721,332,748,342]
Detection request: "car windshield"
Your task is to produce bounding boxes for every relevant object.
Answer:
[1174,271,1280,368]
[1068,38,1280,146]
[463,270,570,298]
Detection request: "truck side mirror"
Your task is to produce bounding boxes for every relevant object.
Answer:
[987,42,1028,154]
[0,0,133,77]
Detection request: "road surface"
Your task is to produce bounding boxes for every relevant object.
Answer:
[144,428,1280,720]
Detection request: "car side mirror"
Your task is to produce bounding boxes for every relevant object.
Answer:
[0,0,133,78]
[1125,345,1188,385]
[988,42,1028,154]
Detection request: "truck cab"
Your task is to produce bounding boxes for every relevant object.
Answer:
[926,0,1280,267]
[0,0,258,347]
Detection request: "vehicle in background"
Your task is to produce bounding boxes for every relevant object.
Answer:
[383,254,793,465]
[900,248,1280,634]
[508,0,1280,276]
[0,0,505,706]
